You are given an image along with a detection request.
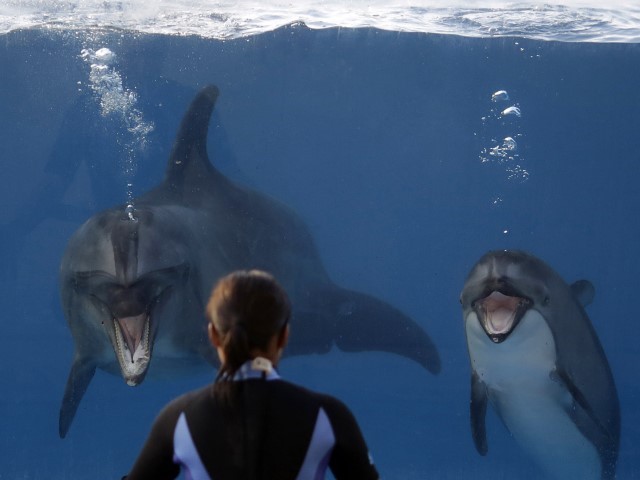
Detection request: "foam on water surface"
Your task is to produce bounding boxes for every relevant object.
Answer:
[2,0,640,42]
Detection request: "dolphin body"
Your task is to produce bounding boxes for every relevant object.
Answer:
[59,85,440,438]
[460,250,619,479]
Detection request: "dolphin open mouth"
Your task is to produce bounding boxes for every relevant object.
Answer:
[113,313,151,386]
[473,291,531,343]
[73,264,187,387]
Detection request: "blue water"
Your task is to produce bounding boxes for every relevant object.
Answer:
[1,20,640,479]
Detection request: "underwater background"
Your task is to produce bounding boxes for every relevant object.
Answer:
[1,1,640,478]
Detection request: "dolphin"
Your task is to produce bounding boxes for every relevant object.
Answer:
[58,85,440,438]
[460,249,619,479]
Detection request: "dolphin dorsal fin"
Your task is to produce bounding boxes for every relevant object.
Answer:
[165,85,219,186]
[571,279,595,307]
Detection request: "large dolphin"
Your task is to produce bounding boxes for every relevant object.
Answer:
[59,85,440,438]
[460,249,619,479]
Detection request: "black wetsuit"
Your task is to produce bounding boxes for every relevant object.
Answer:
[125,361,379,479]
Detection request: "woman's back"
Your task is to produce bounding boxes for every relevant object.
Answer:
[127,361,378,480]
[125,270,378,479]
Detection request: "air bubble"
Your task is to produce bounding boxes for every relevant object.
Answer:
[501,106,521,117]
[125,204,137,221]
[503,137,517,150]
[491,90,509,102]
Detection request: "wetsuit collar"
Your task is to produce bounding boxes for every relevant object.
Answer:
[232,357,281,381]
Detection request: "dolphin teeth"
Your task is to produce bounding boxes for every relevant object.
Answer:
[113,314,151,383]
[487,306,516,334]
[477,291,529,338]
[117,313,147,356]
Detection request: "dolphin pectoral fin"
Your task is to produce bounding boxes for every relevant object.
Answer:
[552,368,620,478]
[471,372,489,456]
[59,356,96,438]
[553,368,619,480]
[552,368,614,445]
[331,288,440,374]
[552,369,596,418]
[570,280,595,307]
[553,369,587,405]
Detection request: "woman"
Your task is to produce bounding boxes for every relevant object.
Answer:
[125,269,379,479]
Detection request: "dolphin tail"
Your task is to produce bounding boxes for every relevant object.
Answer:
[59,356,96,438]
[330,287,441,374]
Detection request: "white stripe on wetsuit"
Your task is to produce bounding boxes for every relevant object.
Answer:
[172,360,336,480]
[295,407,335,480]
[173,412,211,480]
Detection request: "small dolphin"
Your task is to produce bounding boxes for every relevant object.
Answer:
[460,250,619,480]
[58,85,440,438]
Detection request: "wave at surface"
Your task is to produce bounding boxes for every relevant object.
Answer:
[2,0,640,42]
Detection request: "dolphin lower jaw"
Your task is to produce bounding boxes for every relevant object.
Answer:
[113,314,152,386]
[473,290,532,343]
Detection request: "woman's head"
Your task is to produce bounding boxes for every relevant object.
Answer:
[206,270,291,380]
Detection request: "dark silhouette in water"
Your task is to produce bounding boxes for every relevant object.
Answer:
[58,85,441,438]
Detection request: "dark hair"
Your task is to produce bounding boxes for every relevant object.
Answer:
[206,270,290,399]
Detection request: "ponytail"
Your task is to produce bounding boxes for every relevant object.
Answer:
[206,270,290,403]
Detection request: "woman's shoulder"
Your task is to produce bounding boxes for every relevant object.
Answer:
[271,379,354,418]
[155,384,213,422]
